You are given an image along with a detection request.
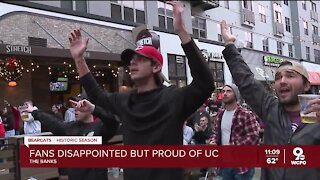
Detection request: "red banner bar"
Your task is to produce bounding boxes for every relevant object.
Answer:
[19,145,320,168]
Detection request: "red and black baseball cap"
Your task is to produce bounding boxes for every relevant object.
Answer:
[121,45,163,66]
[121,46,170,83]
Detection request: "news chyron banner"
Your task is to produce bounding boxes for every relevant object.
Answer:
[20,136,320,168]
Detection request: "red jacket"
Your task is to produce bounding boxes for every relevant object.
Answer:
[10,105,21,130]
[0,117,5,138]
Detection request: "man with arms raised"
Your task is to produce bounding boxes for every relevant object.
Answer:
[68,1,214,180]
[220,20,320,180]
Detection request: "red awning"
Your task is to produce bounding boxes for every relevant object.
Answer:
[308,72,320,85]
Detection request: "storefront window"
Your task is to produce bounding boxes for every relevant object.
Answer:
[208,61,224,84]
[168,54,187,87]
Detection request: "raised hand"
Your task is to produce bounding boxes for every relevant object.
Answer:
[70,99,95,113]
[221,20,236,46]
[68,29,89,60]
[24,103,37,113]
[167,1,186,34]
[166,1,190,44]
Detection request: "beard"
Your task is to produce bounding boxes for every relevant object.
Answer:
[277,87,303,106]
[222,97,236,105]
[278,94,299,106]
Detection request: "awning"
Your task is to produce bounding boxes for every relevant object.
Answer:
[308,71,320,85]
[246,63,276,81]
[0,44,121,62]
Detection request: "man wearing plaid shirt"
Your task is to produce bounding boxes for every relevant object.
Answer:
[210,84,260,180]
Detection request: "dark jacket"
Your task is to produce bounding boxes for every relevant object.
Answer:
[80,39,214,180]
[32,106,119,180]
[193,126,211,145]
[2,107,14,131]
[223,44,320,180]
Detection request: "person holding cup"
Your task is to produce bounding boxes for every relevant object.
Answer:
[19,100,41,135]
[299,94,320,123]
[220,20,320,180]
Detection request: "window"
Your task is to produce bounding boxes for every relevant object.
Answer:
[111,1,145,24]
[243,0,253,10]
[192,16,207,39]
[311,1,317,12]
[275,11,282,23]
[259,5,266,23]
[285,17,291,32]
[245,32,253,48]
[284,0,289,6]
[263,38,269,52]
[217,24,223,42]
[288,44,293,57]
[277,41,283,55]
[306,46,310,60]
[313,25,318,35]
[158,1,173,30]
[208,62,224,84]
[302,0,306,10]
[168,54,187,87]
[75,1,87,12]
[315,49,320,62]
[304,21,309,35]
[61,0,87,12]
[217,24,232,42]
[225,0,229,9]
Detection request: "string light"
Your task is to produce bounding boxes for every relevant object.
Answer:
[0,57,40,83]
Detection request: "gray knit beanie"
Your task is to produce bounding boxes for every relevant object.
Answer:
[224,84,240,102]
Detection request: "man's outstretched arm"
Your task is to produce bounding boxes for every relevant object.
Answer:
[69,29,90,77]
[168,1,214,121]
[68,29,116,112]
[221,20,276,119]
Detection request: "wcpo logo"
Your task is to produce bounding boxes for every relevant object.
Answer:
[291,147,306,165]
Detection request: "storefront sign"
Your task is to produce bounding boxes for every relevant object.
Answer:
[6,45,32,54]
[134,27,160,49]
[137,37,153,47]
[263,55,283,67]
[201,49,223,61]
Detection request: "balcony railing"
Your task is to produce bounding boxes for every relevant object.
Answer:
[190,0,220,10]
[273,22,284,37]
[311,10,318,21]
[312,34,320,44]
[241,8,255,27]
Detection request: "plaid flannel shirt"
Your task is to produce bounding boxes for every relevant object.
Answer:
[210,105,260,174]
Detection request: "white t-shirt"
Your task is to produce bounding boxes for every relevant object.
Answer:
[221,109,236,145]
